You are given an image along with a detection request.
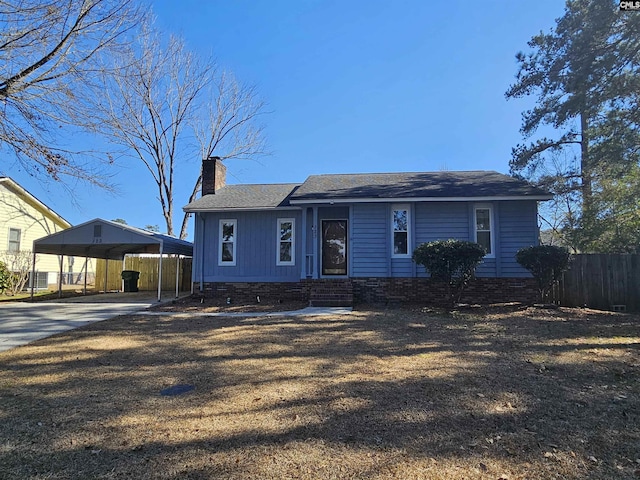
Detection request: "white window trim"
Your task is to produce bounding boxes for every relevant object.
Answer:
[391,204,411,258]
[276,218,295,266]
[8,227,21,252]
[474,204,495,258]
[218,219,237,266]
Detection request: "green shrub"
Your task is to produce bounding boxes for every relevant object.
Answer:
[412,239,486,306]
[515,245,571,302]
[0,261,10,294]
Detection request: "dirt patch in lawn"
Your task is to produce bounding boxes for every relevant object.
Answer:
[0,306,638,479]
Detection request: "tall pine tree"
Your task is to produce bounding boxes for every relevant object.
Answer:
[506,0,640,253]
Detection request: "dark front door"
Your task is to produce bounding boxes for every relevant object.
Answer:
[321,220,347,276]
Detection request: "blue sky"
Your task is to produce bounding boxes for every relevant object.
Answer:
[6,0,566,239]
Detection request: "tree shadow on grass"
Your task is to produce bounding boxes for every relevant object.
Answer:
[0,307,638,479]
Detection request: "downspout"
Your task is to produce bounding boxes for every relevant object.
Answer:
[200,214,205,292]
[188,211,197,294]
[312,206,319,279]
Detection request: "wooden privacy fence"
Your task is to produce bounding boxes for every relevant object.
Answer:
[552,254,640,312]
[95,256,192,292]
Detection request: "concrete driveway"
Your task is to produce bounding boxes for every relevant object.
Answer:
[0,292,162,352]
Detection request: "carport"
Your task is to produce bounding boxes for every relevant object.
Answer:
[32,218,193,302]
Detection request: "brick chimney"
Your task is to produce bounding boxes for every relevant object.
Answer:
[202,156,226,195]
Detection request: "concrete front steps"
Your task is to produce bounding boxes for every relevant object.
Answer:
[308,279,354,307]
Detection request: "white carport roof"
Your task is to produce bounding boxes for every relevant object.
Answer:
[33,218,193,260]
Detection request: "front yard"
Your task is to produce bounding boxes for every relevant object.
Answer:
[0,305,638,479]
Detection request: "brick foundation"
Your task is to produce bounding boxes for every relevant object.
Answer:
[196,281,310,303]
[195,277,538,306]
[350,277,538,306]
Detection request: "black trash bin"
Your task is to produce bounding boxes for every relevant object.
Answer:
[121,270,140,292]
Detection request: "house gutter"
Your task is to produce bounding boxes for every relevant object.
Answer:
[183,206,302,213]
[289,195,553,205]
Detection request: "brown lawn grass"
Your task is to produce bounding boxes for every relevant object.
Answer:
[0,305,639,479]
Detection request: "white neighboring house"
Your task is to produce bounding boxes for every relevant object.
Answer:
[0,177,92,289]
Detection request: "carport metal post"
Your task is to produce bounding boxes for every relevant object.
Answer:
[121,255,126,293]
[157,241,164,302]
[58,254,64,298]
[83,257,88,295]
[175,255,180,298]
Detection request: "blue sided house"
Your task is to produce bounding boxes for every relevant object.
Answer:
[184,158,552,306]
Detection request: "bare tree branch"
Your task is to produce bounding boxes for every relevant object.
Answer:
[0,0,143,188]
[179,73,270,239]
[90,22,215,236]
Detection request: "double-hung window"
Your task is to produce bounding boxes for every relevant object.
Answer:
[392,204,411,257]
[219,220,237,266]
[474,205,494,256]
[277,218,295,266]
[8,228,21,252]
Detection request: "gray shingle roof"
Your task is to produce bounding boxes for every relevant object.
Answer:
[183,184,300,211]
[290,171,551,202]
[183,171,551,211]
